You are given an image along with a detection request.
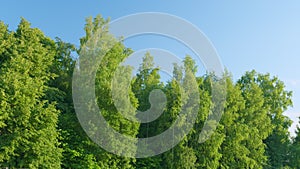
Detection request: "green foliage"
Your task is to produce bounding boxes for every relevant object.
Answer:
[0,19,61,168]
[0,17,297,169]
[131,52,163,168]
[288,118,300,169]
[159,56,200,169]
[239,71,293,168]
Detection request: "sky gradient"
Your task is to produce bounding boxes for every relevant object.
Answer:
[1,0,299,135]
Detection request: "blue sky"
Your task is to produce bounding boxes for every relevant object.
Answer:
[1,0,300,135]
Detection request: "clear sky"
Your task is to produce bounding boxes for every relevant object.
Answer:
[1,0,299,135]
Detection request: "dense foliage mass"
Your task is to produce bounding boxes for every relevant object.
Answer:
[0,16,299,168]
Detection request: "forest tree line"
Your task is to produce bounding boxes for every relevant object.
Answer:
[0,15,300,169]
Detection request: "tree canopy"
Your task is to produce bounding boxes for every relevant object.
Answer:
[0,16,298,169]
